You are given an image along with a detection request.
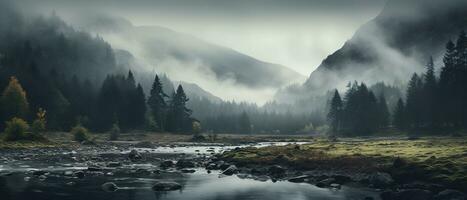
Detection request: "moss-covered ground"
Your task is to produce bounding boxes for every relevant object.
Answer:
[221,136,467,190]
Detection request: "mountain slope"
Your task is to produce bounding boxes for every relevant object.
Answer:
[76,15,304,90]
[276,0,467,103]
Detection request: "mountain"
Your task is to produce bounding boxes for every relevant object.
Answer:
[114,49,223,103]
[75,15,305,90]
[276,0,467,103]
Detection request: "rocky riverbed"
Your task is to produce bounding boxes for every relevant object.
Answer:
[0,141,388,200]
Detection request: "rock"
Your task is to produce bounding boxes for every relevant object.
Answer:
[369,172,394,188]
[330,183,341,189]
[393,189,433,200]
[268,165,286,176]
[106,162,121,167]
[219,163,231,171]
[176,160,195,168]
[32,170,47,176]
[316,178,336,188]
[102,182,118,192]
[160,160,175,168]
[222,165,239,176]
[434,189,466,200]
[128,150,142,161]
[74,171,85,179]
[206,163,217,170]
[364,197,375,200]
[288,175,311,183]
[63,171,73,176]
[81,140,95,145]
[38,175,47,181]
[23,177,31,182]
[87,167,102,171]
[181,169,196,173]
[332,175,352,184]
[66,181,76,186]
[152,182,182,191]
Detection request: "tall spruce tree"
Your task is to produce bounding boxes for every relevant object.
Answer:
[423,56,437,127]
[393,98,406,130]
[377,94,390,128]
[238,111,252,134]
[439,40,457,127]
[147,75,168,131]
[327,90,343,133]
[406,73,424,129]
[131,84,147,128]
[166,85,193,132]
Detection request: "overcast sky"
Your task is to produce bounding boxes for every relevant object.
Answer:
[16,0,386,76]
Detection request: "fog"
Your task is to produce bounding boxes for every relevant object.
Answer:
[10,0,392,104]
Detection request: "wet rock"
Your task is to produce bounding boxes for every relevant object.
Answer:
[23,177,31,182]
[268,165,286,176]
[205,163,217,170]
[106,162,121,167]
[102,182,118,192]
[152,182,182,191]
[32,170,47,176]
[434,189,466,200]
[74,171,85,179]
[288,175,311,183]
[254,175,270,182]
[316,178,336,188]
[66,181,76,186]
[38,175,47,181]
[181,169,196,173]
[330,183,341,189]
[160,160,175,168]
[219,163,231,171]
[222,165,239,176]
[63,171,74,176]
[176,160,195,168]
[369,172,394,188]
[332,175,352,184]
[128,150,142,161]
[87,167,103,171]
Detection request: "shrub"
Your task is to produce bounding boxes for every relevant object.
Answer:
[31,108,46,135]
[71,125,89,142]
[109,123,120,141]
[192,121,201,134]
[3,118,30,141]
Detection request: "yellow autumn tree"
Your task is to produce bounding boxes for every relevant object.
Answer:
[1,76,29,120]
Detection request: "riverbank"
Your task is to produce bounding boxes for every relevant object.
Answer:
[218,136,467,199]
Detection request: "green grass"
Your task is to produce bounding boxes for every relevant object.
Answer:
[221,136,467,190]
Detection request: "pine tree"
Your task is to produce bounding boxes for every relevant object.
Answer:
[238,111,252,134]
[393,98,406,130]
[166,85,193,132]
[423,56,437,127]
[132,84,147,128]
[439,40,457,127]
[377,94,390,128]
[327,90,343,133]
[406,73,424,129]
[1,77,29,121]
[147,75,168,131]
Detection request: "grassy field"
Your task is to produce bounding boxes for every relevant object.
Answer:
[221,136,467,190]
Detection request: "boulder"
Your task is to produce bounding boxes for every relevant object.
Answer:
[152,182,182,191]
[102,182,118,192]
[160,160,175,168]
[268,165,286,176]
[128,150,142,161]
[74,171,85,179]
[176,160,195,168]
[394,189,433,200]
[288,175,311,183]
[316,178,336,188]
[369,172,394,188]
[106,162,122,167]
[434,189,466,200]
[222,165,239,176]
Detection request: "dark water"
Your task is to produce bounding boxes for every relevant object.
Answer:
[0,143,381,200]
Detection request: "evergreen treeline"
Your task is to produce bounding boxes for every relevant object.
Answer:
[328,31,467,135]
